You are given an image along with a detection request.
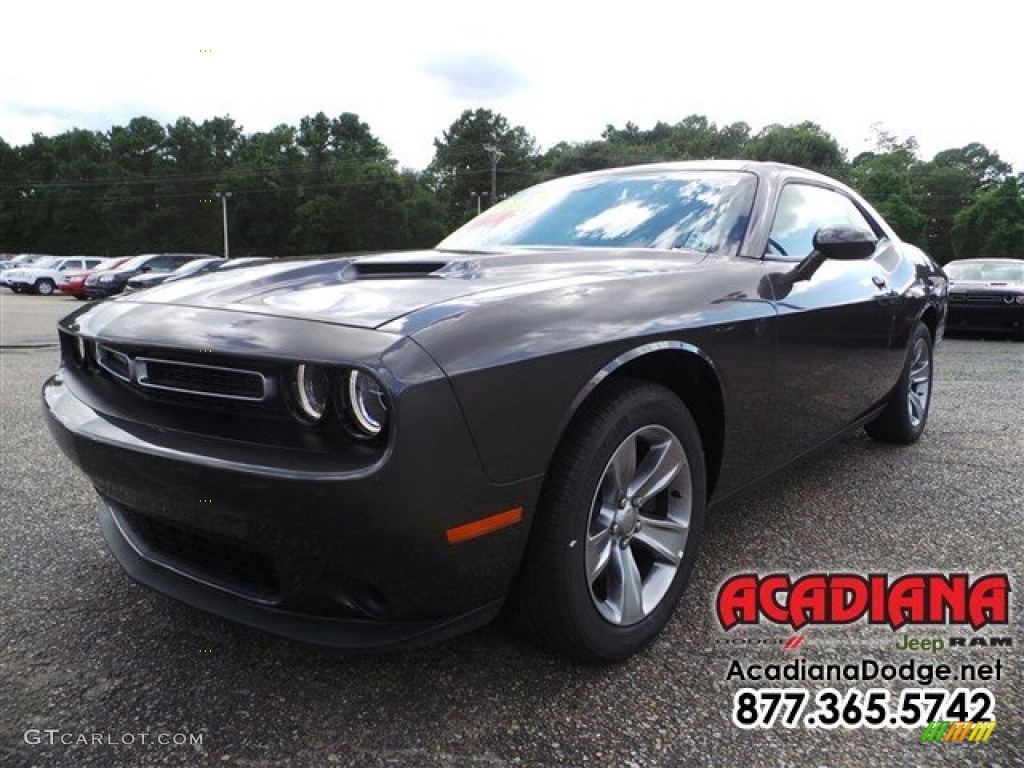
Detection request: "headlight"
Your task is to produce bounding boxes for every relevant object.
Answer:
[294,364,331,422]
[1015,295,1024,305]
[345,370,388,437]
[98,274,116,283]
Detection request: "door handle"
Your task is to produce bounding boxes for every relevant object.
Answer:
[872,275,887,289]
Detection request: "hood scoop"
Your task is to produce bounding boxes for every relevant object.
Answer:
[341,260,449,280]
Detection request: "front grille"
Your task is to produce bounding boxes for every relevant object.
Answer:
[965,292,1004,304]
[120,508,279,597]
[137,358,267,401]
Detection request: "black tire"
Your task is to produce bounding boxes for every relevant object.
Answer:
[509,379,707,663]
[865,322,933,444]
[34,279,56,296]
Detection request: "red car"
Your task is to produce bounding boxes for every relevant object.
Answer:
[58,257,131,299]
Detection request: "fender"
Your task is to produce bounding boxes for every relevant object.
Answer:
[554,340,722,444]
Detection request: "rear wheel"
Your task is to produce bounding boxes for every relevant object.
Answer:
[511,380,706,662]
[34,279,56,296]
[865,322,933,444]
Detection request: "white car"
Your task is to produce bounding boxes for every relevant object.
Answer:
[5,256,106,295]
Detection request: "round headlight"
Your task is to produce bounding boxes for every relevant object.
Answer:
[346,370,388,437]
[1015,295,1024,305]
[294,364,331,422]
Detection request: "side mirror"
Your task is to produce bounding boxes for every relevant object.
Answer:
[813,225,877,261]
[761,225,878,300]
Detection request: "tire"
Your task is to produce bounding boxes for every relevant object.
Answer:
[34,279,56,296]
[865,322,933,444]
[510,379,707,663]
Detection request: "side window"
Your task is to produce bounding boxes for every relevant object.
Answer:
[148,257,175,271]
[767,184,877,259]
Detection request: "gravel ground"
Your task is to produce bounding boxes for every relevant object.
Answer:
[2,294,1022,767]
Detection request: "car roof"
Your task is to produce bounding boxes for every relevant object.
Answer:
[576,159,838,185]
[946,257,1024,264]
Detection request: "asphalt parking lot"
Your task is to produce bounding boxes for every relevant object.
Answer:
[2,292,1022,768]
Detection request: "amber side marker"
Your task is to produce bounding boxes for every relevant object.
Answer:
[446,507,523,544]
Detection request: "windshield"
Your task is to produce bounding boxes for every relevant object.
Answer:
[93,258,126,273]
[28,257,59,268]
[115,254,159,272]
[438,170,757,255]
[172,258,218,276]
[946,261,1024,281]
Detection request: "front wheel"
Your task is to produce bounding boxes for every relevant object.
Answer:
[865,321,933,444]
[510,380,707,663]
[34,279,56,296]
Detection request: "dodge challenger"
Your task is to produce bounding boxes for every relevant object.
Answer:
[44,161,947,662]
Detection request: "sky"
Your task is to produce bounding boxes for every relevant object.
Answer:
[2,0,1021,174]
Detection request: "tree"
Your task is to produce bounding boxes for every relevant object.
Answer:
[909,161,976,264]
[932,143,1011,191]
[598,115,752,163]
[848,130,927,245]
[231,124,302,255]
[428,109,538,225]
[951,178,1024,259]
[289,113,407,253]
[744,122,846,178]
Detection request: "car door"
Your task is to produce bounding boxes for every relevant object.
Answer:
[760,182,899,463]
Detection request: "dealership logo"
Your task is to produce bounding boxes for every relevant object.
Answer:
[716,573,1010,631]
[895,635,1014,652]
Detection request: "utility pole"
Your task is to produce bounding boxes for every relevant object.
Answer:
[483,143,504,206]
[470,191,488,216]
[215,191,232,258]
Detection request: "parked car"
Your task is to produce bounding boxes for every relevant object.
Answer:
[123,257,227,294]
[44,161,947,662]
[5,256,106,294]
[83,253,212,299]
[944,258,1024,338]
[58,257,133,300]
[1,254,51,287]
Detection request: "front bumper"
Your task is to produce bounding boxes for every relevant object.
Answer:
[946,302,1024,336]
[84,283,122,298]
[43,309,542,650]
[96,494,504,650]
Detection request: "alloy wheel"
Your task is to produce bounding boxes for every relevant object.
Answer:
[906,337,931,428]
[585,425,691,626]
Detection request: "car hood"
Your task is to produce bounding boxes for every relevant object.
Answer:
[128,273,168,286]
[949,279,1024,291]
[112,248,710,329]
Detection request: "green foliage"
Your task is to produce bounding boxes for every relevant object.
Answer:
[427,108,538,226]
[951,178,1024,259]
[0,111,1017,263]
[743,122,847,178]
